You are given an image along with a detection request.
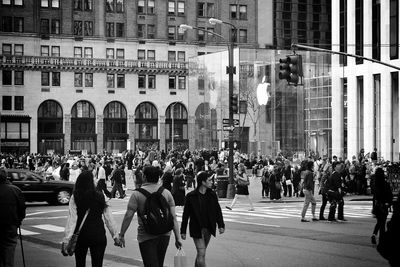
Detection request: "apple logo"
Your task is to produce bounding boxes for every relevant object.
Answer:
[256,76,270,105]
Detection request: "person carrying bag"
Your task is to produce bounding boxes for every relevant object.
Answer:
[62,209,90,256]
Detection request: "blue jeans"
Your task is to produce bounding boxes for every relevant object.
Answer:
[0,225,18,267]
[139,235,170,267]
[301,189,316,218]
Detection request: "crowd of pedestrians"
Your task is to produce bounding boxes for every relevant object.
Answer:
[1,147,399,266]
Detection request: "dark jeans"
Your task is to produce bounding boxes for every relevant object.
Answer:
[0,225,18,267]
[96,179,111,198]
[261,182,269,197]
[319,193,328,219]
[75,233,107,267]
[110,182,124,198]
[328,192,344,220]
[373,206,388,238]
[139,235,170,267]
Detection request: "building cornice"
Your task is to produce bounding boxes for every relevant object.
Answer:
[0,55,188,75]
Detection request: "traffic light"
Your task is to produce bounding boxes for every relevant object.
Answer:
[288,55,303,85]
[279,57,290,81]
[279,55,303,85]
[230,94,238,113]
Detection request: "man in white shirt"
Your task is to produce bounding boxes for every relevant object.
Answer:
[96,160,112,199]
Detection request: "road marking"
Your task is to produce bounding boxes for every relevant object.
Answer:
[25,216,68,220]
[20,229,40,236]
[26,210,66,216]
[32,224,65,232]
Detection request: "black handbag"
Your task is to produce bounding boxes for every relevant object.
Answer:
[64,209,90,256]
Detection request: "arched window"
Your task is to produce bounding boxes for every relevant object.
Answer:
[104,101,127,119]
[71,100,96,153]
[37,100,64,154]
[103,101,128,152]
[165,102,188,151]
[38,100,63,118]
[135,102,158,119]
[135,102,159,150]
[71,100,95,118]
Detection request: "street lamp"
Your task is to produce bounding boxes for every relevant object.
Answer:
[179,19,237,198]
[170,101,182,151]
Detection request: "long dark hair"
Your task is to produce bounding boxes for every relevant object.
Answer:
[73,171,106,212]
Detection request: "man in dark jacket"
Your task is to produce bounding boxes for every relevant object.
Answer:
[180,171,225,267]
[0,168,26,267]
[327,161,346,222]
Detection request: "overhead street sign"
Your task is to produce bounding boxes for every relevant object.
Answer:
[223,119,239,126]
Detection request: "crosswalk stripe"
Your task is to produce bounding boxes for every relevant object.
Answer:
[20,229,40,236]
[32,224,65,232]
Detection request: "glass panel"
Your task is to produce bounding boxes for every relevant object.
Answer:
[0,123,5,138]
[7,122,20,139]
[21,123,29,138]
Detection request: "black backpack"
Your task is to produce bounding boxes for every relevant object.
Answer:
[136,187,174,235]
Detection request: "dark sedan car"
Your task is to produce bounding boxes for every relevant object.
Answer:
[5,169,75,205]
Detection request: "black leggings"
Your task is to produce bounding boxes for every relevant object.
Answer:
[75,235,106,267]
[373,212,388,238]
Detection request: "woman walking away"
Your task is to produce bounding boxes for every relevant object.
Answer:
[62,171,120,267]
[172,168,186,206]
[371,167,393,244]
[226,163,255,211]
[180,171,225,267]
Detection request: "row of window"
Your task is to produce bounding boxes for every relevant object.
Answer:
[1,0,248,20]
[2,44,186,62]
[1,70,187,90]
[2,95,23,111]
[2,20,248,43]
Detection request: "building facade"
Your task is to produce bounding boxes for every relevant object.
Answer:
[331,0,400,161]
[0,0,259,154]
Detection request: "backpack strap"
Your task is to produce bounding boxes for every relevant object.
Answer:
[157,186,165,194]
[136,188,151,198]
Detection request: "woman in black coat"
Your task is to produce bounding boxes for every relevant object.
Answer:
[180,171,225,267]
[371,167,393,244]
[172,168,185,206]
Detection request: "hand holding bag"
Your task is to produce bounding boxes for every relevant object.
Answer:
[174,248,188,267]
[64,209,90,256]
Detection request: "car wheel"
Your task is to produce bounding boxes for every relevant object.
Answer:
[56,190,71,205]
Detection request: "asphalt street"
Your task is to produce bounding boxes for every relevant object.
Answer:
[14,176,389,267]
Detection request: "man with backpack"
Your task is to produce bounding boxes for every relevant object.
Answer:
[118,166,182,266]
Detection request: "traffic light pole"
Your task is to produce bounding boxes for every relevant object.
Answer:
[227,37,235,193]
[292,43,400,71]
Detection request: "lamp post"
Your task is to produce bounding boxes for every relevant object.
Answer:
[180,20,237,198]
[170,101,182,151]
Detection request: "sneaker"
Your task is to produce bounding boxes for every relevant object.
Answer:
[319,217,327,221]
[338,218,347,222]
[226,206,232,210]
[249,208,255,211]
[312,218,319,222]
[301,219,310,222]
[371,235,377,245]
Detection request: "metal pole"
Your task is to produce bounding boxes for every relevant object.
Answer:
[292,43,400,72]
[171,104,174,151]
[227,32,236,192]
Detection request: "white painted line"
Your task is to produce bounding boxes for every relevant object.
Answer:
[25,216,68,220]
[27,210,66,216]
[20,229,40,236]
[223,218,281,228]
[223,210,287,219]
[32,224,65,232]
